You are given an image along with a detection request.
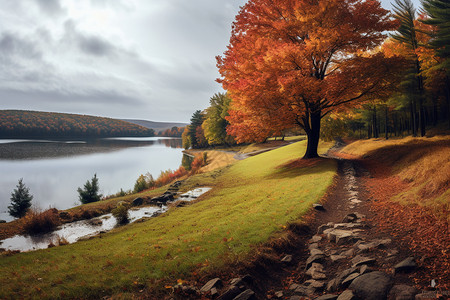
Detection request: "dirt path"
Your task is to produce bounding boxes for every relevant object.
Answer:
[186,151,447,300]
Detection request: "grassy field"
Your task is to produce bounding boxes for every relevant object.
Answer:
[0,140,335,299]
[340,135,450,217]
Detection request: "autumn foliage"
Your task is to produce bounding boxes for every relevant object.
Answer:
[0,110,154,139]
[217,0,399,158]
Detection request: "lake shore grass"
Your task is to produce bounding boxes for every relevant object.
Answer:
[0,140,336,299]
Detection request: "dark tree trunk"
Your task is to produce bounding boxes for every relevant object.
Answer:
[303,111,321,159]
[385,106,389,140]
[419,99,426,137]
[410,99,417,137]
[373,106,379,139]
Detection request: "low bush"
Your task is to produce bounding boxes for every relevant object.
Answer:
[111,203,130,225]
[22,208,61,235]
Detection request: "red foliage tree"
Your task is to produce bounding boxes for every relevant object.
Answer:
[217,0,397,158]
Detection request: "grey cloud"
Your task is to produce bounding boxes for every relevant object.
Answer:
[63,19,136,59]
[35,0,65,16]
[78,35,116,57]
[0,32,42,60]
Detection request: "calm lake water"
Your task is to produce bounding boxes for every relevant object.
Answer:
[0,137,184,222]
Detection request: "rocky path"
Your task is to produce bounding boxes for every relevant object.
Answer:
[167,154,446,300]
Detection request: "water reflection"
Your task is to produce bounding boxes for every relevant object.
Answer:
[0,137,183,222]
[0,138,182,160]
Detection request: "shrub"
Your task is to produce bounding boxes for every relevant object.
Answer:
[22,208,61,235]
[77,174,102,204]
[111,202,130,225]
[133,173,155,193]
[8,178,33,218]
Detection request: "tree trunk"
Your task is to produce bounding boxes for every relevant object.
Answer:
[410,99,417,137]
[303,112,321,159]
[419,98,426,137]
[385,106,389,140]
[373,106,379,139]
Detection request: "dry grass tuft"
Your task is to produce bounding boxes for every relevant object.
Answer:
[22,208,61,235]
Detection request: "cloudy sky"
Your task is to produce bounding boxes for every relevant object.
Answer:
[0,0,422,123]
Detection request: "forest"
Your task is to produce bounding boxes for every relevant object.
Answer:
[0,110,155,139]
[183,0,449,155]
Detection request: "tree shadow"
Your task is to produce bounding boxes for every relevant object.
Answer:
[268,157,335,179]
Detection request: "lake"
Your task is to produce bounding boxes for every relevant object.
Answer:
[0,137,184,222]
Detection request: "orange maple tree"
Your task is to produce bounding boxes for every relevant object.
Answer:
[217,0,397,158]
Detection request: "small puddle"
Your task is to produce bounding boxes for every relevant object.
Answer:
[0,187,211,252]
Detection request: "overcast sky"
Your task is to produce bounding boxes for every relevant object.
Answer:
[0,0,422,123]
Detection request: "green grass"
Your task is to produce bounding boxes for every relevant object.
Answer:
[0,140,336,299]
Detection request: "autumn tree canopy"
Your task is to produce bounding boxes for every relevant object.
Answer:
[217,0,396,158]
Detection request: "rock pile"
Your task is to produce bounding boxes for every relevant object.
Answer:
[269,212,424,300]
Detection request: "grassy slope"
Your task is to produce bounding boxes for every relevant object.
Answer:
[340,136,450,216]
[0,141,335,299]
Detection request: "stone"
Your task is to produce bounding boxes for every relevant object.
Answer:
[356,241,379,252]
[349,271,392,300]
[310,235,323,243]
[342,213,358,223]
[326,278,338,292]
[359,264,369,274]
[388,284,417,300]
[327,229,361,245]
[230,278,244,287]
[306,263,327,280]
[341,273,360,288]
[289,296,302,300]
[233,289,255,300]
[290,283,301,290]
[200,278,223,293]
[304,279,325,289]
[315,295,338,300]
[309,243,319,250]
[351,255,376,267]
[337,290,357,300]
[310,248,325,256]
[218,286,241,300]
[313,203,326,211]
[327,267,358,292]
[318,223,334,234]
[281,255,293,264]
[330,255,346,262]
[274,291,284,299]
[341,248,355,257]
[394,257,417,274]
[211,287,219,297]
[132,197,144,206]
[306,254,326,270]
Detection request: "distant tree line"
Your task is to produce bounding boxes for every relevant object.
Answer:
[0,110,154,139]
[157,126,184,137]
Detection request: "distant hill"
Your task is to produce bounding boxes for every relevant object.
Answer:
[0,110,155,139]
[122,119,188,132]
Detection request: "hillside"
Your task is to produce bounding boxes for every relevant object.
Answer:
[122,119,187,131]
[0,140,336,299]
[0,110,154,139]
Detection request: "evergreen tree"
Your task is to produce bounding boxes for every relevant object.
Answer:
[391,0,426,136]
[421,0,450,74]
[77,174,102,204]
[8,178,33,218]
[187,110,205,149]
